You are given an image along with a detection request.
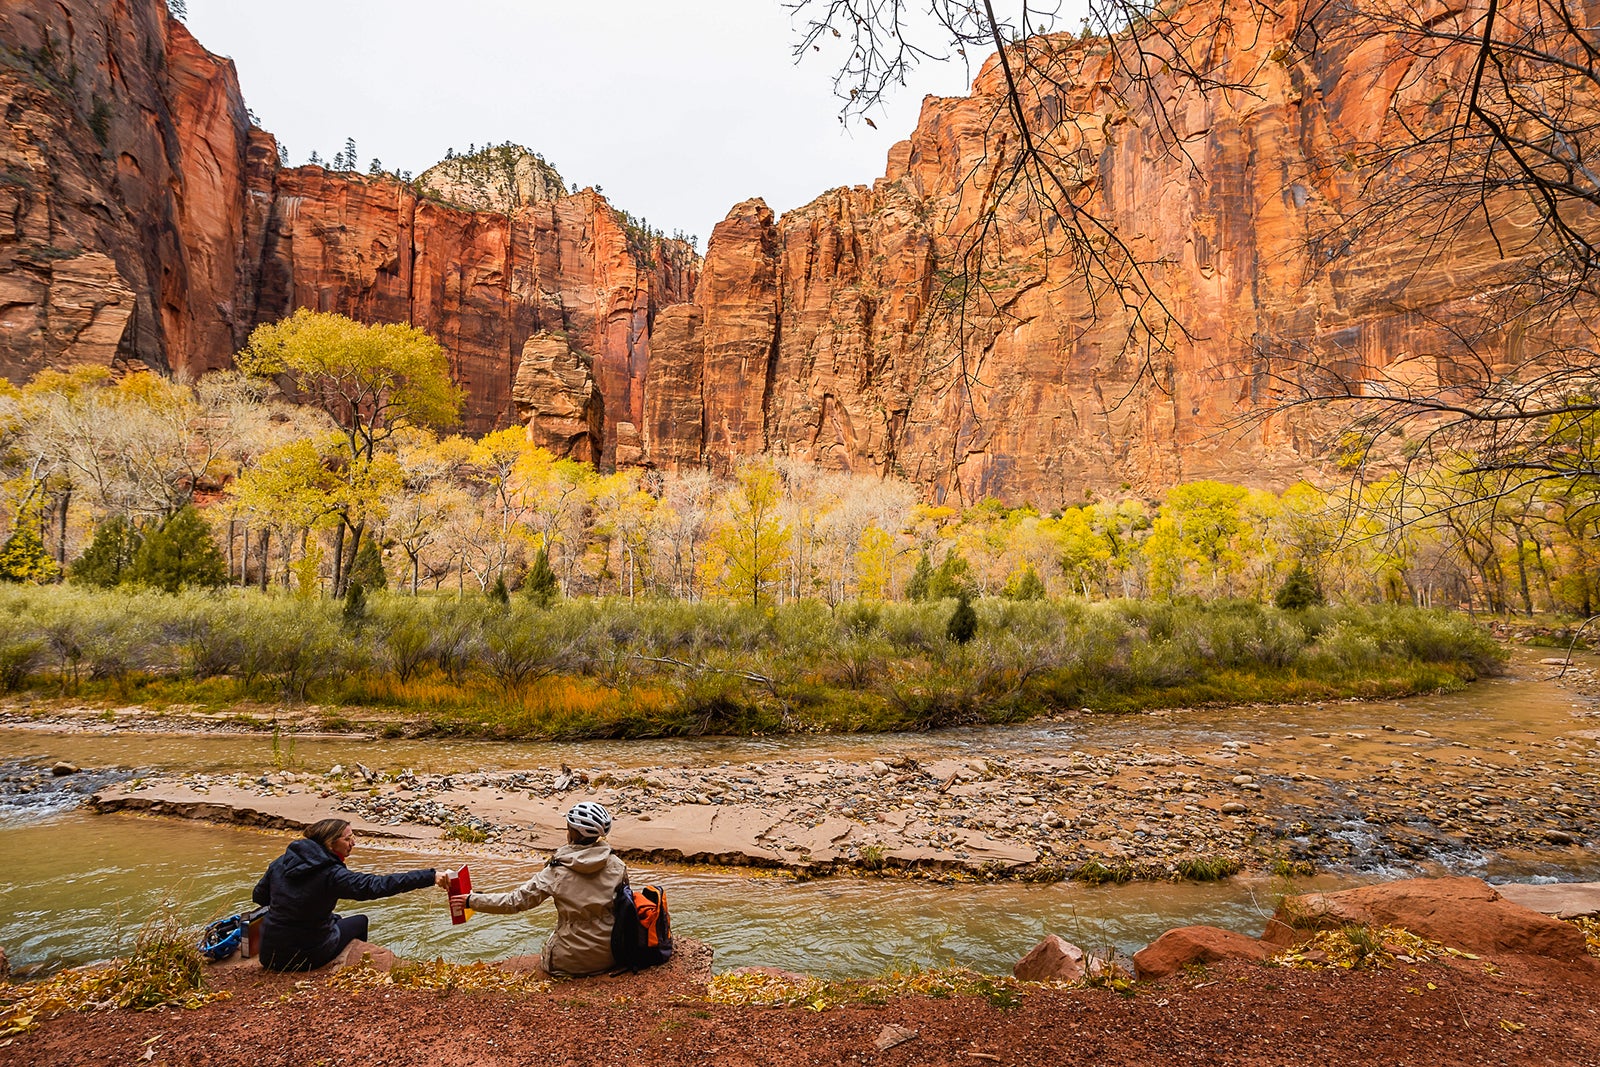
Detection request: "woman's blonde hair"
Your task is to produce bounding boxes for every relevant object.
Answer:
[304,818,351,851]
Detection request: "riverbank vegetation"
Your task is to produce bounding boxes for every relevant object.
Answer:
[0,587,1502,737]
[0,323,1545,736]
[0,912,221,1037]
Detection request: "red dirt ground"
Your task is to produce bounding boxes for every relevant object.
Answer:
[4,948,1598,1067]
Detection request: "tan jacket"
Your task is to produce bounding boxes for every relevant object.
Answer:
[466,843,627,976]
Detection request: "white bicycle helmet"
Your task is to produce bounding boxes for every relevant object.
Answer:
[565,801,612,840]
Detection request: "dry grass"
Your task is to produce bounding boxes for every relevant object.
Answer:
[1273,924,1480,971]
[326,959,552,996]
[0,915,226,1036]
[1572,917,1600,958]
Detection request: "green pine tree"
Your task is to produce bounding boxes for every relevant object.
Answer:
[348,536,388,591]
[946,590,979,644]
[128,505,227,593]
[69,515,141,588]
[1002,564,1047,601]
[489,574,510,604]
[930,552,975,601]
[523,547,558,608]
[1275,562,1324,611]
[905,551,934,601]
[0,520,57,584]
[342,580,368,625]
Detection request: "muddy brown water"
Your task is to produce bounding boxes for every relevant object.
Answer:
[2,649,1596,980]
[0,811,1353,981]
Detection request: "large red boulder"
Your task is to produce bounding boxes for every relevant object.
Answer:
[1133,925,1273,979]
[1263,876,1586,961]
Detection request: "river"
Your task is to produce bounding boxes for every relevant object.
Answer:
[2,649,1596,980]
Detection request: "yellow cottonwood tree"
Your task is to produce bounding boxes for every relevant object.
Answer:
[708,462,791,607]
[238,310,461,594]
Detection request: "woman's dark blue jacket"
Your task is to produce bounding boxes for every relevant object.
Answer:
[252,836,434,971]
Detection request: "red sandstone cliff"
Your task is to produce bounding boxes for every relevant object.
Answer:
[0,2,261,379]
[0,0,695,462]
[642,3,1571,505]
[0,0,1563,501]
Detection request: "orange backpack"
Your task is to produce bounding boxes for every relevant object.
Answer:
[611,882,673,971]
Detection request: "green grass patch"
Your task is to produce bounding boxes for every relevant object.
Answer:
[0,587,1509,739]
[1173,856,1242,881]
[1074,858,1135,885]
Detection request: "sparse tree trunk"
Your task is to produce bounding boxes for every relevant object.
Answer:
[341,522,364,598]
[259,528,271,591]
[1513,537,1534,617]
[331,522,346,597]
[55,489,70,568]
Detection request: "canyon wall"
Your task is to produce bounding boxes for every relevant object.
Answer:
[0,0,695,461]
[644,3,1552,505]
[0,0,1553,503]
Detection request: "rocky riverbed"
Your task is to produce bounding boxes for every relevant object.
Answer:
[7,653,1598,881]
[83,722,1600,881]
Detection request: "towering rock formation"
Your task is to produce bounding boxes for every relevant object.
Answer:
[0,0,695,463]
[253,163,695,450]
[643,8,1556,505]
[513,332,602,462]
[0,0,263,379]
[0,0,1565,502]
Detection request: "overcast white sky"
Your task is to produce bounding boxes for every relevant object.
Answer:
[181,1,984,247]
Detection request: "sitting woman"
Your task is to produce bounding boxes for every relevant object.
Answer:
[253,817,445,971]
[450,801,626,976]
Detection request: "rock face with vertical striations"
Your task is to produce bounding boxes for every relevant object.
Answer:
[0,2,264,380]
[642,2,1581,504]
[0,0,695,464]
[253,160,696,455]
[512,332,602,463]
[0,0,1582,497]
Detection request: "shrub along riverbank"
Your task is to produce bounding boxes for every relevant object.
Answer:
[0,588,1506,738]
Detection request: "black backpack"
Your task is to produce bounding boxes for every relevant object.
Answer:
[611,882,672,971]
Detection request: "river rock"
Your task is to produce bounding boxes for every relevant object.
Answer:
[1220,801,1249,814]
[1262,876,1587,960]
[0,942,8,979]
[332,939,396,973]
[1013,935,1087,982]
[51,762,80,776]
[1495,881,1600,920]
[1132,925,1273,979]
[874,1024,919,1051]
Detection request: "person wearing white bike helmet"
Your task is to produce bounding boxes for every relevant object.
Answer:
[449,800,627,976]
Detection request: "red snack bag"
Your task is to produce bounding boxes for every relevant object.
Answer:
[447,864,472,925]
